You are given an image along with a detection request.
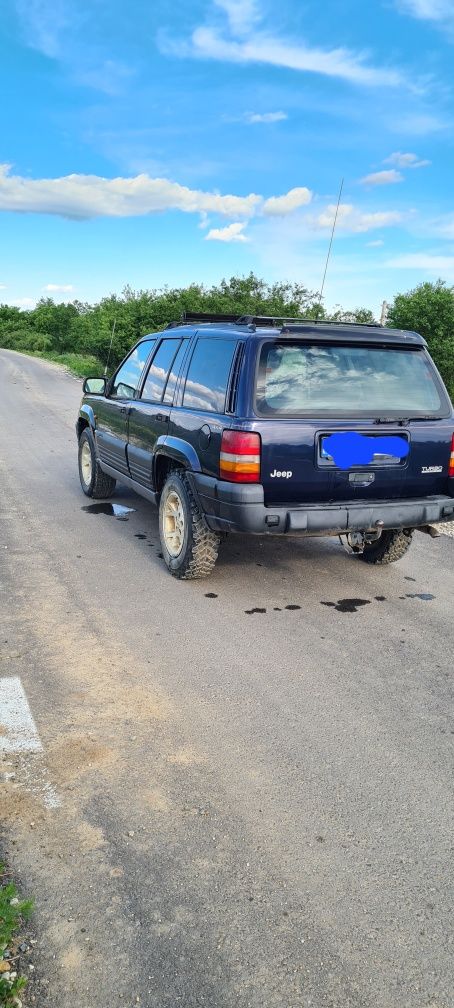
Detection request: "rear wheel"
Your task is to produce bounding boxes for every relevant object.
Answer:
[358,528,414,565]
[159,470,220,579]
[78,428,116,499]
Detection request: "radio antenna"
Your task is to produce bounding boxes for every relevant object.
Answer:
[104,317,116,377]
[317,177,344,314]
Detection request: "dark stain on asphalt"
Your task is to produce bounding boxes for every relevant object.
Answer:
[81,502,135,521]
[274,607,282,611]
[406,592,435,601]
[157,552,163,559]
[205,593,218,599]
[405,576,416,582]
[134,533,147,539]
[245,607,266,615]
[285,605,301,611]
[321,598,371,613]
[375,595,386,601]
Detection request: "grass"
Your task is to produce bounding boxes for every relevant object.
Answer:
[28,350,103,379]
[0,866,33,1008]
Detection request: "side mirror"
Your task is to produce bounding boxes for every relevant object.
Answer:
[83,376,106,395]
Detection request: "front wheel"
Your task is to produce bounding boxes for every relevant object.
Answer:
[78,428,116,499]
[358,528,414,565]
[159,470,220,579]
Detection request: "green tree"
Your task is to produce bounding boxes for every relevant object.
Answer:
[0,275,377,375]
[388,280,454,400]
[329,306,377,324]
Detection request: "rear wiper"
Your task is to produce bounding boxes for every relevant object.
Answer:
[374,415,435,424]
[373,417,409,425]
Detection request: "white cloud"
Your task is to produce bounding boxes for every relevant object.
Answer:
[245,111,288,123]
[393,113,448,134]
[386,253,454,274]
[314,203,405,233]
[205,222,248,242]
[366,240,385,247]
[360,169,403,186]
[75,60,136,97]
[384,151,431,168]
[162,2,404,90]
[0,164,262,220]
[15,0,71,59]
[182,27,404,86]
[263,187,312,216]
[0,165,313,224]
[43,283,75,292]
[13,297,35,308]
[395,0,454,23]
[433,214,454,238]
[14,1,134,95]
[213,0,260,35]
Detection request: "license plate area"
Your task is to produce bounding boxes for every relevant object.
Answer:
[318,431,409,469]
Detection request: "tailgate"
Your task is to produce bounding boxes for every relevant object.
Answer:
[253,336,453,506]
[256,421,453,506]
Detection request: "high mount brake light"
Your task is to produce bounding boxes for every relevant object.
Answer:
[449,433,454,478]
[220,430,261,483]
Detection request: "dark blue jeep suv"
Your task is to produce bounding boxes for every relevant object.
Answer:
[77,313,454,578]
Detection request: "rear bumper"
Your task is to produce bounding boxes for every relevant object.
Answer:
[187,473,454,536]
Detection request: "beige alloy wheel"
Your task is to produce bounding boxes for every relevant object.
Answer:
[162,489,185,557]
[81,440,93,486]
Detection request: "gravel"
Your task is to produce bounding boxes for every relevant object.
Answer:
[436,521,454,538]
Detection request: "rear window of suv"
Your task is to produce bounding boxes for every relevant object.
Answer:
[255,341,448,418]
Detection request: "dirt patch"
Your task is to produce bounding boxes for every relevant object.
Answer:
[167,747,203,766]
[143,786,170,813]
[47,736,116,781]
[0,780,47,823]
[60,944,84,974]
[76,822,106,853]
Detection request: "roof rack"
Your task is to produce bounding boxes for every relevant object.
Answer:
[165,310,386,331]
[167,311,242,328]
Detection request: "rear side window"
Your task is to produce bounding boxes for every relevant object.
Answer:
[163,339,189,404]
[183,338,237,413]
[111,339,155,399]
[141,339,180,402]
[256,342,447,418]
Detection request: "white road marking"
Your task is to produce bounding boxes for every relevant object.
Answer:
[0,675,61,809]
[0,676,43,753]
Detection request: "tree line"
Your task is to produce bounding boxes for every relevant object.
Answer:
[0,273,452,398]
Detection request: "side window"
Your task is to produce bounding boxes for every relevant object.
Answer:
[111,340,155,399]
[163,339,189,404]
[182,338,237,413]
[141,339,180,402]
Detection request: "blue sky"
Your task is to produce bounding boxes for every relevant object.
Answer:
[1,0,454,315]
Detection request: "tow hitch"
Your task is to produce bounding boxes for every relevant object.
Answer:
[340,525,383,554]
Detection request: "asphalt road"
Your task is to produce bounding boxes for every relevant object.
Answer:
[1,348,453,1008]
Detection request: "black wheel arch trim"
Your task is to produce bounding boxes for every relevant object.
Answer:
[153,436,202,481]
[76,404,96,438]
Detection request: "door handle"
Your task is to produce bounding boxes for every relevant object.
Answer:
[156,414,169,422]
[119,406,129,414]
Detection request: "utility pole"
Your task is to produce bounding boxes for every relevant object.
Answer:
[380,300,389,327]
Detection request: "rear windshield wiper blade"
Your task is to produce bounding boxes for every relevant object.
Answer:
[374,415,436,424]
[373,416,410,425]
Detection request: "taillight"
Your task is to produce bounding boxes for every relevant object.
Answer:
[449,434,454,478]
[220,430,261,483]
